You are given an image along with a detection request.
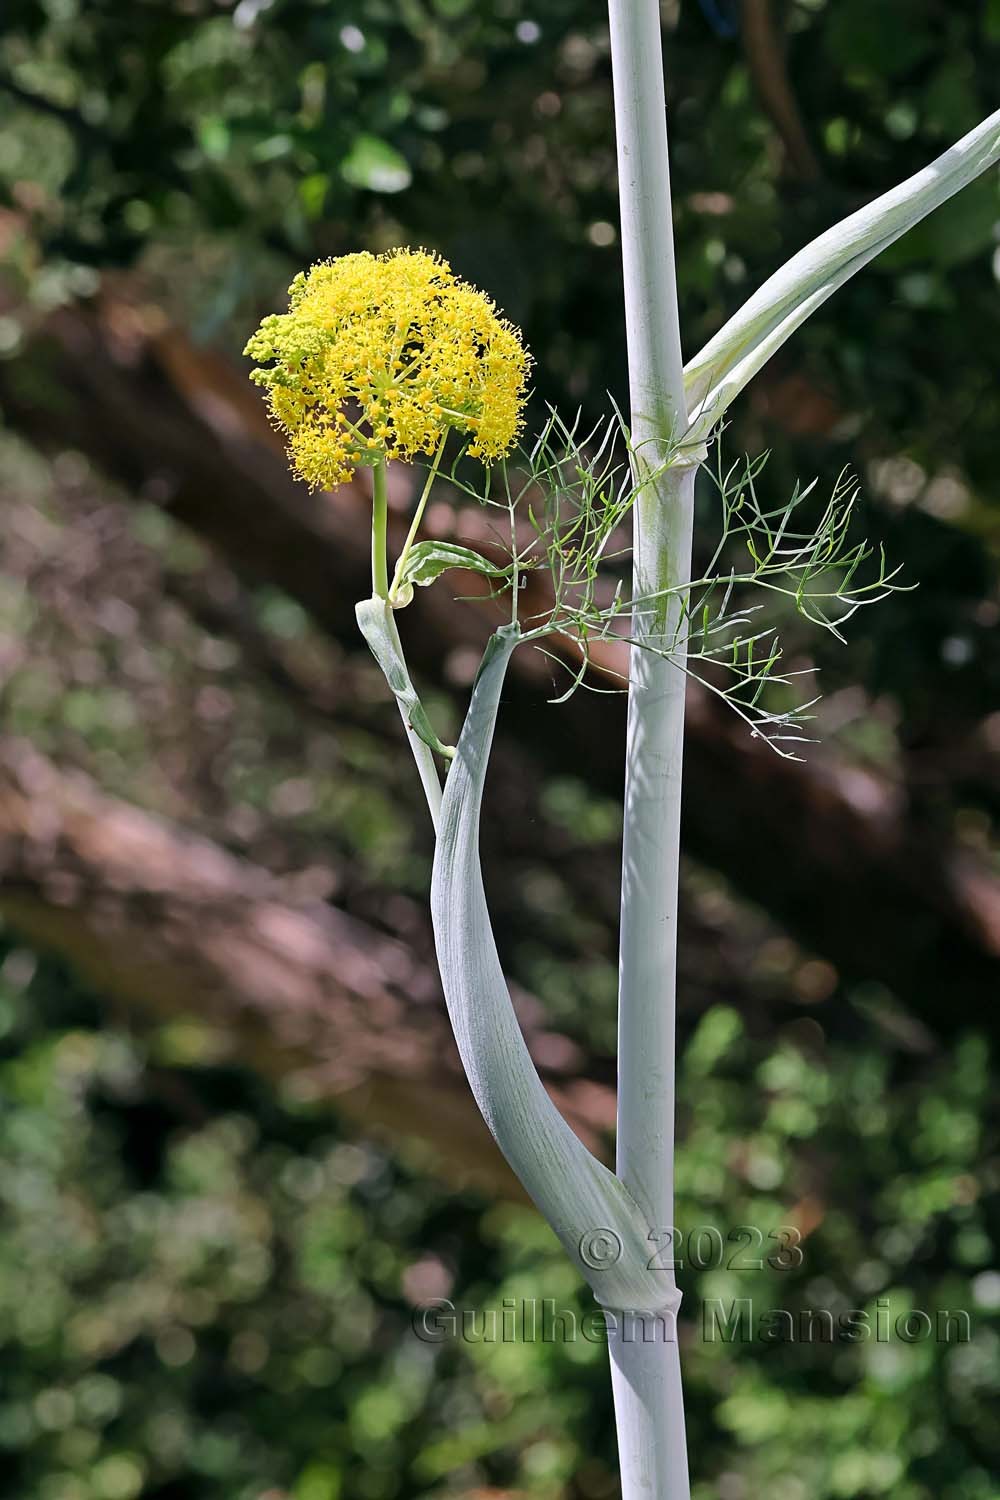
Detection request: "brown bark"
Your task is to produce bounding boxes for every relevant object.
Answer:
[0,736,615,1199]
[741,0,822,182]
[1,291,997,1035]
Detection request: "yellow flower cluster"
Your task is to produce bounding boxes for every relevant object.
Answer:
[244,249,531,490]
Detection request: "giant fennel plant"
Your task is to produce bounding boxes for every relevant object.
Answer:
[246,7,1000,1493]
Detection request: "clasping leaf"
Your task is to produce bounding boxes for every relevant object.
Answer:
[389,540,513,609]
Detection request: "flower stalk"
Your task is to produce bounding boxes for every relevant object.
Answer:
[389,430,449,605]
[371,455,390,599]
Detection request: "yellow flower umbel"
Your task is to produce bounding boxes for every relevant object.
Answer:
[244,248,531,491]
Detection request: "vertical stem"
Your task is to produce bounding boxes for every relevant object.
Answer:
[372,455,390,599]
[607,1,695,1497]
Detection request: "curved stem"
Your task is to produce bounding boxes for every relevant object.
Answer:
[366,455,443,826]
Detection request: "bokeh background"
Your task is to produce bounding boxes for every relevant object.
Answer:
[0,2,998,1498]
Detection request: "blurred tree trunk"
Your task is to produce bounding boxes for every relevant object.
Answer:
[0,736,614,1199]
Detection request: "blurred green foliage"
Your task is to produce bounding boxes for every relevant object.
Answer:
[0,932,996,1499]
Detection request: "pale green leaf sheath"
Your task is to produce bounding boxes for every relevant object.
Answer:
[356,597,454,761]
[431,625,679,1317]
[355,596,448,828]
[685,107,1000,438]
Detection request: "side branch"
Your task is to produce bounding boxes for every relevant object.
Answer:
[685,107,1000,435]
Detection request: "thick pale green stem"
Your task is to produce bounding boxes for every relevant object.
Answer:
[608,1,694,1495]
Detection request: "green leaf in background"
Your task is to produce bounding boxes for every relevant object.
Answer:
[340,134,412,194]
[298,173,330,221]
[390,540,512,608]
[825,0,935,78]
